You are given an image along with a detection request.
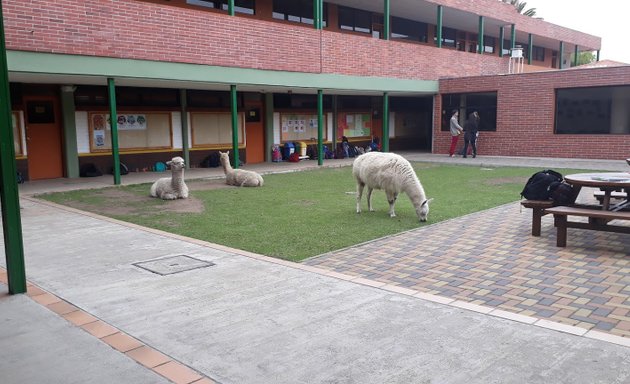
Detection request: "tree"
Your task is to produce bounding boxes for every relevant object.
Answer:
[572,51,596,66]
[502,0,537,17]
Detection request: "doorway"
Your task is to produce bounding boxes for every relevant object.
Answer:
[25,98,64,180]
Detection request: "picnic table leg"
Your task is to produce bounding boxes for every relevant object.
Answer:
[532,208,543,236]
[553,214,567,247]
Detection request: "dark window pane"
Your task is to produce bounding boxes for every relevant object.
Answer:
[555,86,630,134]
[27,101,55,124]
[441,92,497,131]
[391,17,427,42]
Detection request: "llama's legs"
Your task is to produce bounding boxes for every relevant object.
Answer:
[161,192,177,200]
[386,191,398,217]
[356,183,364,213]
[367,188,375,212]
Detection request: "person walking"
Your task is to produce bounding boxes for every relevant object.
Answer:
[463,111,480,158]
[448,110,464,157]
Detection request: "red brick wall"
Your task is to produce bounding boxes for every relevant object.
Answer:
[1,0,537,80]
[434,66,630,160]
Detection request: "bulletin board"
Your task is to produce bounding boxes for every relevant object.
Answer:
[191,112,244,147]
[337,112,372,138]
[89,112,172,152]
[12,112,23,155]
[280,113,326,142]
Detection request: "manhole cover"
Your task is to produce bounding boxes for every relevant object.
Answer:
[133,255,215,275]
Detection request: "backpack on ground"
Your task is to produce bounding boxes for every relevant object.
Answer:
[520,169,563,200]
[110,162,129,175]
[202,152,221,168]
[549,181,577,206]
[80,163,103,178]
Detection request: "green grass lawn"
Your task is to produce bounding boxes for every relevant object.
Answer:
[37,163,591,262]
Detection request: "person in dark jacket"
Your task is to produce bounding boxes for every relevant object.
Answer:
[462,111,480,158]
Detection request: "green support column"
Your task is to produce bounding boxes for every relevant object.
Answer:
[499,27,504,57]
[382,92,389,152]
[60,85,80,178]
[230,85,239,168]
[510,24,516,50]
[573,45,579,67]
[559,41,564,69]
[436,6,443,48]
[528,34,533,65]
[228,0,234,16]
[0,1,26,294]
[477,16,484,54]
[264,93,274,162]
[179,89,190,168]
[107,78,121,185]
[383,0,390,40]
[597,50,600,61]
[317,90,324,166]
[313,0,322,29]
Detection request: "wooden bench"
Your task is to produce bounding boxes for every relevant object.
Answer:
[593,190,627,203]
[520,199,554,236]
[545,206,630,247]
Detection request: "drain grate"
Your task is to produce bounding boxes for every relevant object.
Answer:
[133,255,215,276]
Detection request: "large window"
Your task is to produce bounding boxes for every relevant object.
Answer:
[532,46,545,61]
[556,86,630,134]
[441,92,497,132]
[434,27,456,48]
[484,36,495,54]
[88,112,172,152]
[191,112,245,147]
[391,17,428,43]
[339,6,371,34]
[186,0,255,15]
[273,0,327,26]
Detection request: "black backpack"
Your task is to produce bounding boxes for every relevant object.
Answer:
[80,163,103,178]
[549,181,577,206]
[202,152,221,168]
[520,169,563,200]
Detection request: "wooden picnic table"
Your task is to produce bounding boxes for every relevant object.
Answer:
[564,172,630,211]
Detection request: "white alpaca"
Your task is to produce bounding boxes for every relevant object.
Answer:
[149,156,189,200]
[219,151,264,187]
[353,152,433,222]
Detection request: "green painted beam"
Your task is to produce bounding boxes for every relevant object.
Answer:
[510,24,516,50]
[7,51,437,95]
[477,16,484,54]
[264,93,274,162]
[383,0,390,40]
[573,45,579,67]
[230,85,239,168]
[107,78,121,185]
[0,1,25,294]
[559,41,564,69]
[317,90,323,166]
[528,34,533,65]
[228,0,234,16]
[436,6,443,48]
[499,27,504,57]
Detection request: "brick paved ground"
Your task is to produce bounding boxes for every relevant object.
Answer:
[304,202,630,338]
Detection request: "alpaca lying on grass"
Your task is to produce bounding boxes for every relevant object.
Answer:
[219,151,264,187]
[353,152,432,222]
[149,156,189,200]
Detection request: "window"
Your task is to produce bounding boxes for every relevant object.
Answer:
[191,112,245,147]
[484,36,495,54]
[12,112,23,156]
[337,112,372,139]
[88,112,172,152]
[280,113,327,142]
[391,17,428,43]
[273,0,327,26]
[434,27,456,48]
[186,0,255,15]
[339,6,371,34]
[532,46,545,61]
[555,86,630,134]
[441,92,497,132]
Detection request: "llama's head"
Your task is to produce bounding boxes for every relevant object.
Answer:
[219,151,230,164]
[417,198,434,222]
[166,156,185,170]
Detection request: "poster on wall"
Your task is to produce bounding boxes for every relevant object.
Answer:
[91,114,147,131]
[94,130,105,147]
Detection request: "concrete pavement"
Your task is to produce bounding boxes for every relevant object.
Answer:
[2,153,630,383]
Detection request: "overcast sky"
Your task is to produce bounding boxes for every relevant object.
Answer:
[521,0,629,63]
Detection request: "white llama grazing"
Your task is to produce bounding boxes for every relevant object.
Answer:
[353,152,433,222]
[219,151,264,187]
[149,156,189,200]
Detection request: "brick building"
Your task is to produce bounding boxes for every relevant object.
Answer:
[3,0,626,180]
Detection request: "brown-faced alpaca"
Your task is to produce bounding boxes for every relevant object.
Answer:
[149,156,189,200]
[219,151,264,187]
[353,152,432,222]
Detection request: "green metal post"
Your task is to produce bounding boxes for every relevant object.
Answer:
[179,89,189,168]
[313,0,322,29]
[559,41,564,69]
[382,92,389,152]
[228,0,234,16]
[264,93,274,162]
[436,6,443,48]
[573,45,579,67]
[499,27,504,57]
[317,90,323,166]
[107,78,121,185]
[0,0,26,294]
[477,16,484,54]
[596,50,600,61]
[528,34,533,65]
[510,24,516,50]
[383,0,390,40]
[230,85,239,168]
